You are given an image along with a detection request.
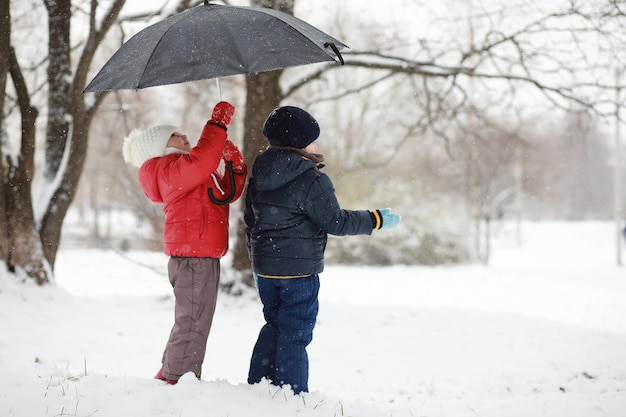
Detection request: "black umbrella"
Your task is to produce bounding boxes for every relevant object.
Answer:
[84,2,347,205]
[83,1,347,93]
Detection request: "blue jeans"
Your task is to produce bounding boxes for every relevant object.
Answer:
[248,275,320,393]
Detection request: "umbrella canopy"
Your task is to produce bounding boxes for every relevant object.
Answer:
[84,1,348,93]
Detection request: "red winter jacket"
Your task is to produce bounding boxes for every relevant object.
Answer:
[138,123,247,258]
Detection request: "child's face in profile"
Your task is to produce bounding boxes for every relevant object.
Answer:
[167,132,191,152]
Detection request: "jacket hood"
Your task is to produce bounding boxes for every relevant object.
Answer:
[138,157,167,203]
[252,148,318,192]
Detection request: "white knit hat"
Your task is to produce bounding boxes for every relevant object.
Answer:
[122,125,181,168]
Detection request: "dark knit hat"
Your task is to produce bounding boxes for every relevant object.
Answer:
[262,106,320,148]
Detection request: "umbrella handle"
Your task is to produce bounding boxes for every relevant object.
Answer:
[324,42,345,65]
[208,160,236,205]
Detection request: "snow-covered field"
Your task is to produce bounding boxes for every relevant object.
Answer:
[1,221,625,417]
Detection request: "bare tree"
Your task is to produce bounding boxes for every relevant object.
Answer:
[2,0,126,283]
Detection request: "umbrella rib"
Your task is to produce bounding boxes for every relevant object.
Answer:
[255,9,343,67]
[216,8,249,74]
[216,5,340,75]
[137,15,186,88]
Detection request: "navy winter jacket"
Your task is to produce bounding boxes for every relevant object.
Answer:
[244,148,375,277]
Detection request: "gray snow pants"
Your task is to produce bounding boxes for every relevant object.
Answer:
[161,257,220,381]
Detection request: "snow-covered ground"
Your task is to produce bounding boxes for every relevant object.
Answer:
[1,221,625,417]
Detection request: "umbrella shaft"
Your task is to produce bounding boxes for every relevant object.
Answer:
[216,78,222,101]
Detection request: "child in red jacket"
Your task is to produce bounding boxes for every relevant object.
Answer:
[122,101,246,384]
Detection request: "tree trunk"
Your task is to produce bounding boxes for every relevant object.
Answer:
[7,46,48,283]
[40,111,91,271]
[0,0,10,266]
[231,0,292,286]
[232,71,284,286]
[37,0,76,271]
[45,0,72,180]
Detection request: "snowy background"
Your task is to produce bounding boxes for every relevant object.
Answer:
[1,220,625,417]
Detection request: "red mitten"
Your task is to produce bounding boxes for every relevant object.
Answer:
[222,140,246,173]
[209,101,235,130]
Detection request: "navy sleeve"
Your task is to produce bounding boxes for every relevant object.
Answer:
[304,173,374,236]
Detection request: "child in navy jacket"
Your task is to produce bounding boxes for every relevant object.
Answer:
[244,106,400,393]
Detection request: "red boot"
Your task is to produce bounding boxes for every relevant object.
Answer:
[154,366,177,385]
